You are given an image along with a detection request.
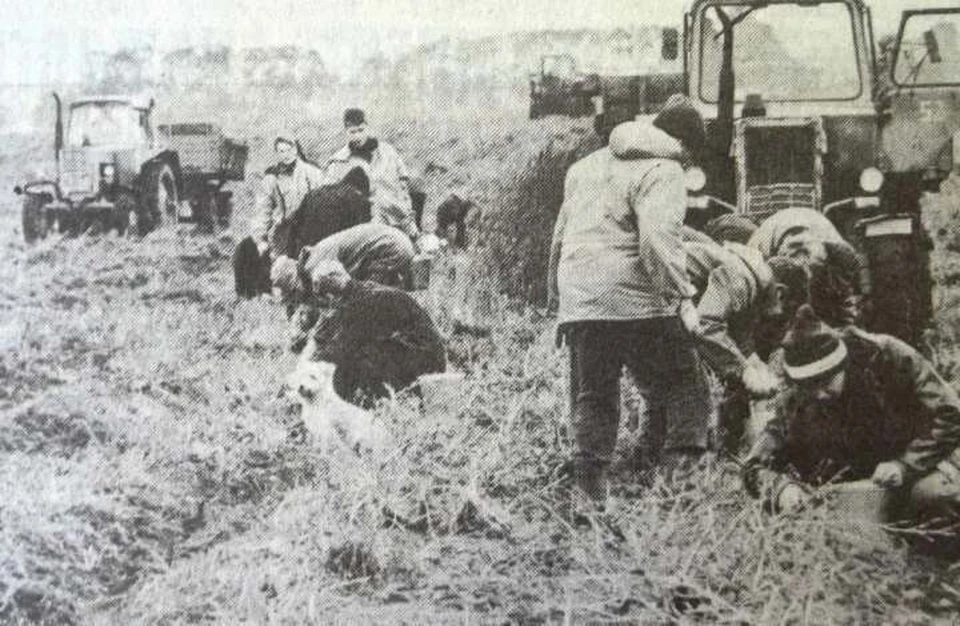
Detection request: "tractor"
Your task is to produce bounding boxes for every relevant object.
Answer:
[663,0,960,348]
[15,93,247,241]
[528,54,593,119]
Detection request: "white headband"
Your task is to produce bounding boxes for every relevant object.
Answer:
[784,341,848,381]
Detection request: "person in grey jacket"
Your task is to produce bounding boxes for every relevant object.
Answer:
[547,97,712,509]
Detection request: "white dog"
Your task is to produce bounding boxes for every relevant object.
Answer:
[286,358,391,456]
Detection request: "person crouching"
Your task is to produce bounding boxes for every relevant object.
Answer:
[743,305,960,519]
[295,260,446,405]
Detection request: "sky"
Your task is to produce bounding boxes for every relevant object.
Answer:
[1,0,956,84]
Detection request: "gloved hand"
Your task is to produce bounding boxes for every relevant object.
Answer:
[776,483,809,513]
[742,354,780,398]
[256,239,270,255]
[270,256,299,294]
[680,299,702,336]
[871,460,906,489]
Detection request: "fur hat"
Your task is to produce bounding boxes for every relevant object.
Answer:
[782,304,848,381]
[653,94,706,155]
[343,108,366,127]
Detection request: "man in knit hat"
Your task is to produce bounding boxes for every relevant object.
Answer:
[548,95,712,512]
[743,305,960,518]
[325,108,420,241]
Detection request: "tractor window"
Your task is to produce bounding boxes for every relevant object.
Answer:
[66,103,144,147]
[698,2,862,102]
[894,12,960,86]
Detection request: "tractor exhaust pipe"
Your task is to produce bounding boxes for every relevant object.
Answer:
[52,92,62,182]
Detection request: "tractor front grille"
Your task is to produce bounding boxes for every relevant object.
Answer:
[734,118,824,220]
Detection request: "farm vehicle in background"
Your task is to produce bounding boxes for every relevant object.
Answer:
[669,0,960,347]
[580,27,685,139]
[528,54,593,119]
[15,93,248,242]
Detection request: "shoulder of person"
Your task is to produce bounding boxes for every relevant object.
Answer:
[329,145,352,163]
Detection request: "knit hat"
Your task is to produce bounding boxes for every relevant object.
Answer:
[782,304,848,381]
[653,94,706,155]
[343,108,366,127]
[703,215,757,245]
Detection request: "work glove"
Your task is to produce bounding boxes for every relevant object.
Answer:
[776,482,810,513]
[742,354,780,399]
[871,460,906,489]
[256,239,270,255]
[680,299,702,336]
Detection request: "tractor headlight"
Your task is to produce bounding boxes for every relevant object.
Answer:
[99,163,116,182]
[859,167,884,194]
[684,166,706,193]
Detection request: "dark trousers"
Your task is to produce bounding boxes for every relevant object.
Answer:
[566,319,712,465]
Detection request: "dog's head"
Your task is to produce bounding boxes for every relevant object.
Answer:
[287,359,337,402]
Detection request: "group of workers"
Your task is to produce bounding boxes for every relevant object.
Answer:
[243,99,960,528]
[549,95,960,523]
[241,107,447,406]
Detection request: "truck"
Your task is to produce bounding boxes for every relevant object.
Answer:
[15,93,248,241]
[671,0,960,347]
[528,54,593,119]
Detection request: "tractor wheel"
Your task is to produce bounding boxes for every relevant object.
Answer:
[140,163,179,234]
[529,99,542,120]
[113,192,138,237]
[21,193,50,243]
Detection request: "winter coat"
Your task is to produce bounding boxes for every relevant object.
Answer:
[271,181,372,259]
[310,280,446,401]
[299,223,415,288]
[325,140,416,238]
[686,239,773,379]
[548,123,695,325]
[743,328,960,500]
[251,160,326,248]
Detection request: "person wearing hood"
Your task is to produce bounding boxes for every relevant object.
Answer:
[251,133,326,255]
[749,207,870,327]
[685,237,810,452]
[325,108,419,241]
[547,96,713,509]
[743,305,960,518]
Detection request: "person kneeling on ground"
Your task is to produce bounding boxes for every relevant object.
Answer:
[295,260,446,405]
[743,305,960,519]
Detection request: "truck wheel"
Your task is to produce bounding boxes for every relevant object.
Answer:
[140,163,179,233]
[113,192,137,237]
[21,193,50,243]
[215,192,232,227]
[529,99,541,120]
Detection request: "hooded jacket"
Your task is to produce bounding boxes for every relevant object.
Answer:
[686,239,773,379]
[548,122,695,325]
[743,328,960,501]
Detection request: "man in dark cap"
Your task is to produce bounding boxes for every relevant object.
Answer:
[325,108,419,241]
[743,305,960,518]
[548,95,713,511]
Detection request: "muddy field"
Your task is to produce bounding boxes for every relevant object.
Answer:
[2,87,960,624]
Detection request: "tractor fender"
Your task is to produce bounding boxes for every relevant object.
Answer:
[139,151,183,196]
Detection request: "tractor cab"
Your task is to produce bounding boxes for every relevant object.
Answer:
[678,0,957,346]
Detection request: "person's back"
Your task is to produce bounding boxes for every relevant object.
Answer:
[556,147,689,324]
[301,222,414,288]
[272,177,372,259]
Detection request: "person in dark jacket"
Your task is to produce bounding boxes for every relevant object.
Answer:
[271,167,372,260]
[743,305,960,518]
[299,260,446,404]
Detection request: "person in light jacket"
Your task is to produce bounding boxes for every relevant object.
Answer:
[251,133,325,255]
[325,108,419,241]
[547,97,713,510]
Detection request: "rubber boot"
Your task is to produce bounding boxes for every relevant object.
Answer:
[572,458,609,514]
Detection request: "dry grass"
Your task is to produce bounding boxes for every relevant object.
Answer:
[1,87,960,625]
